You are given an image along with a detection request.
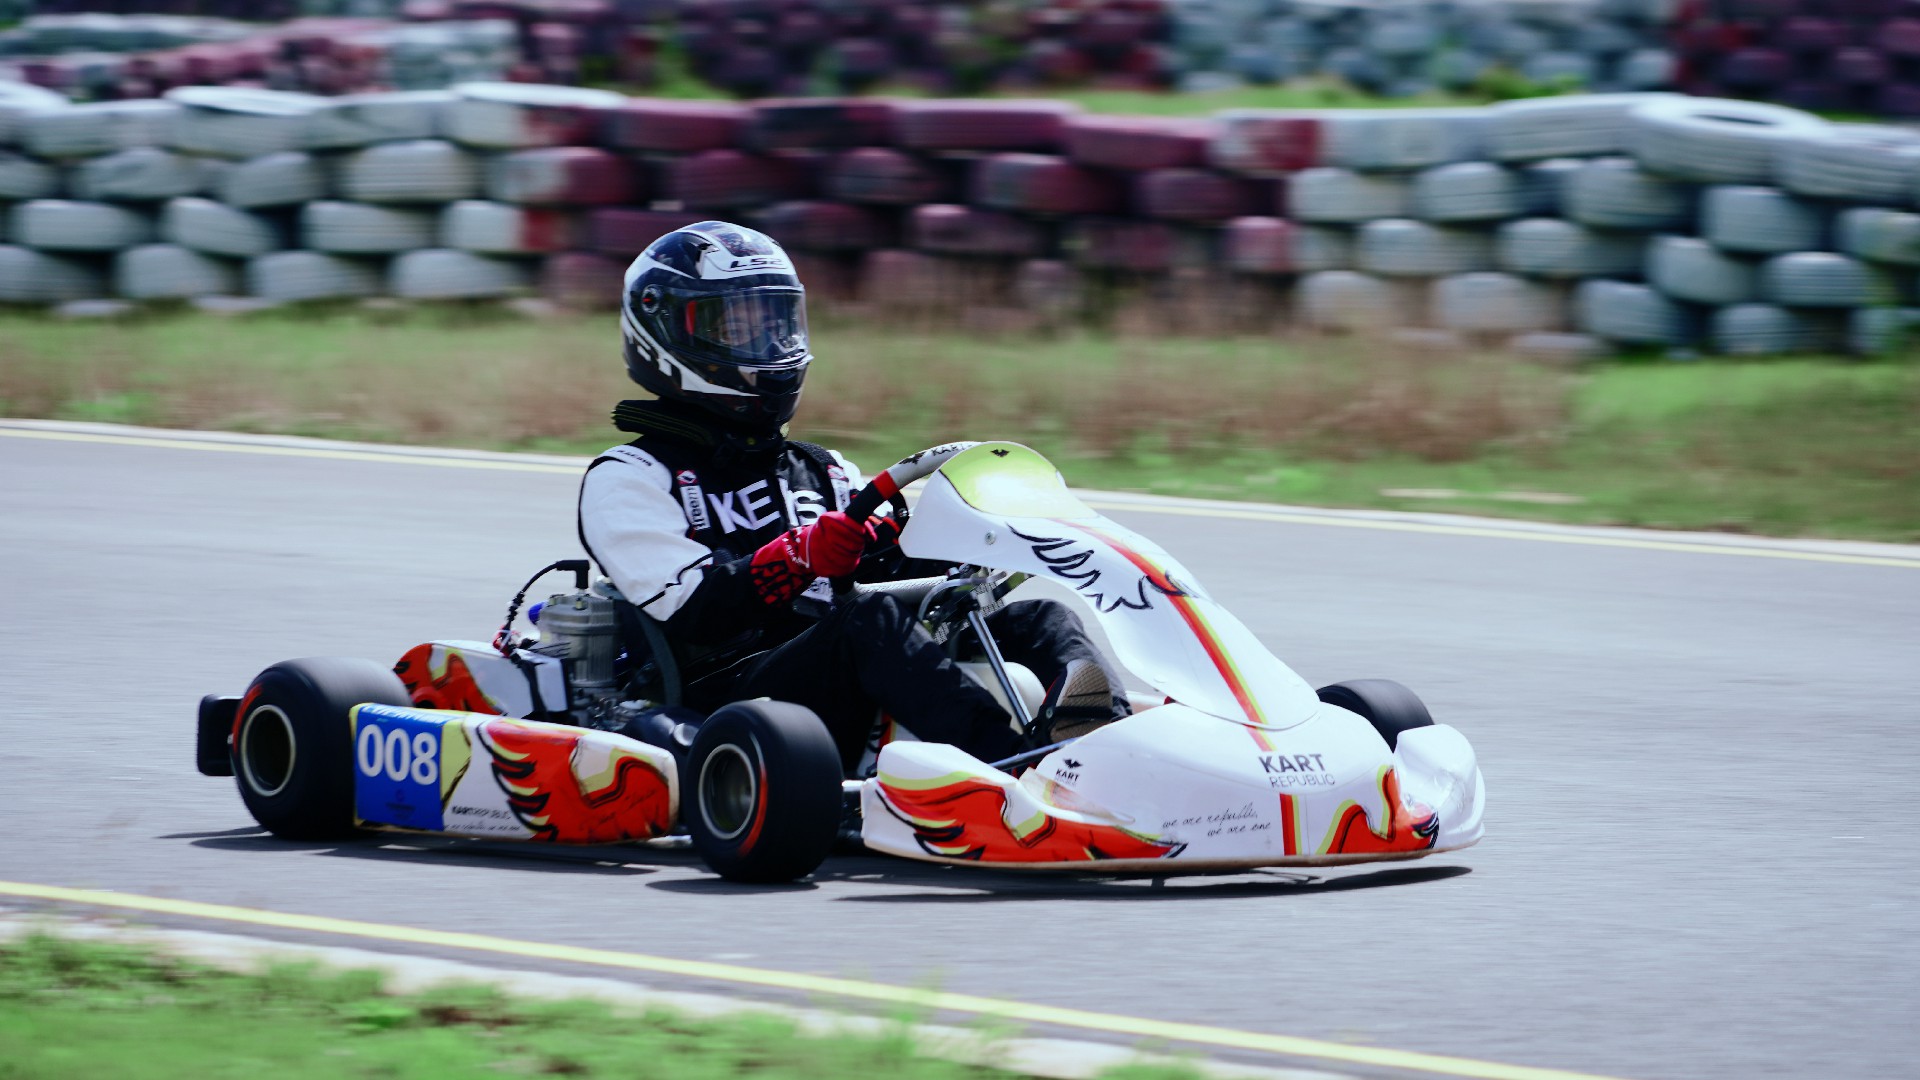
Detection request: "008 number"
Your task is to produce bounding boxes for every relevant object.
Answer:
[355,723,439,786]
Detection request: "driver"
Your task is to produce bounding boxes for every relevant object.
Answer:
[577,222,1130,770]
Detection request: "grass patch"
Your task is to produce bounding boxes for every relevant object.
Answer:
[2,306,1916,542]
[0,932,1204,1079]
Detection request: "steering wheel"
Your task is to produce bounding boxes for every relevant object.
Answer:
[833,442,980,596]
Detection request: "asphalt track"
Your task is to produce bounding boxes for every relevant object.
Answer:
[3,421,1917,1080]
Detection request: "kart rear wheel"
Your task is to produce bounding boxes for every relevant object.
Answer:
[233,656,411,841]
[684,700,842,884]
[1316,679,1434,751]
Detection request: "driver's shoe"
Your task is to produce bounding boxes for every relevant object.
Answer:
[1034,659,1122,743]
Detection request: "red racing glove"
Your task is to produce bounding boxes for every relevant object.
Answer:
[749,511,868,606]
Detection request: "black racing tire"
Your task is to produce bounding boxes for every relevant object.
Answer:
[233,656,411,841]
[684,700,842,884]
[1316,679,1434,751]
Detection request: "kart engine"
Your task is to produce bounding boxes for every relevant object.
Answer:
[528,584,635,729]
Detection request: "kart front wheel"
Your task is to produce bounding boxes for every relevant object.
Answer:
[684,700,842,884]
[1316,679,1434,751]
[233,656,411,841]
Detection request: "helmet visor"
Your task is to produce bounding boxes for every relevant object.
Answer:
[684,287,808,364]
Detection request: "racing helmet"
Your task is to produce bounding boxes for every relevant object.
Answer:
[621,221,811,430]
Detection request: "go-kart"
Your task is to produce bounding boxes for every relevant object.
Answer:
[196,441,1484,882]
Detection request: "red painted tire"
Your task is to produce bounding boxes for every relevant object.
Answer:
[753,200,893,252]
[1064,115,1213,171]
[745,97,897,151]
[823,147,956,204]
[588,207,708,257]
[894,99,1077,152]
[909,204,1048,257]
[655,149,814,210]
[1064,217,1182,272]
[542,251,625,310]
[1223,216,1298,274]
[684,700,841,884]
[970,153,1125,215]
[1132,167,1262,222]
[1210,110,1325,176]
[485,147,641,206]
[601,100,746,152]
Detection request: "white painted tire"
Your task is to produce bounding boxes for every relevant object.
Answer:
[1289,167,1412,223]
[1626,97,1828,185]
[1319,108,1487,171]
[1486,93,1679,162]
[1849,307,1920,356]
[1710,304,1835,356]
[23,100,179,159]
[336,140,481,204]
[444,82,624,149]
[68,148,214,202]
[214,151,330,209]
[304,91,453,150]
[1291,224,1354,273]
[1774,125,1920,207]
[1561,157,1691,231]
[10,199,152,251]
[1497,218,1646,279]
[1356,219,1495,277]
[439,200,579,254]
[160,197,283,259]
[1835,208,1920,267]
[0,150,60,200]
[1410,162,1526,222]
[1575,279,1692,345]
[165,87,327,160]
[1760,252,1897,308]
[388,248,531,299]
[0,82,68,148]
[114,243,240,300]
[1518,158,1586,218]
[245,251,383,303]
[302,201,437,254]
[1646,235,1758,306]
[1431,272,1567,333]
[1699,186,1822,256]
[1297,270,1420,331]
[0,244,106,303]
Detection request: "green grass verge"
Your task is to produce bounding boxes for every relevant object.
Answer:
[2,306,1916,542]
[0,932,1199,1080]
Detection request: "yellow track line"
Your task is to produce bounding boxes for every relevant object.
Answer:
[0,881,1629,1080]
[4,423,1914,570]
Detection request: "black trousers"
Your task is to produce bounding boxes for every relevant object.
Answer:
[707,595,1122,770]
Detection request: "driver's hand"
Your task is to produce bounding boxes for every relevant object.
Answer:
[864,514,904,558]
[790,511,866,578]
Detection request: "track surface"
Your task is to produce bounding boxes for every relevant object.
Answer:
[3,425,1917,1080]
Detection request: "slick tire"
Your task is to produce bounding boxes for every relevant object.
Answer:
[684,700,842,884]
[233,657,411,841]
[1316,679,1434,752]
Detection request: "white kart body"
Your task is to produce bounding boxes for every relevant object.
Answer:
[857,443,1485,869]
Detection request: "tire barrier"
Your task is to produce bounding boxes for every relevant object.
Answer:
[6,82,1920,356]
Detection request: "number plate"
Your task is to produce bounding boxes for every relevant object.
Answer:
[350,705,448,832]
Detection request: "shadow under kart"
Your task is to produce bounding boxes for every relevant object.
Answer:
[196,442,1485,884]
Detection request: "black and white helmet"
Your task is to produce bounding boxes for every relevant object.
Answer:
[621,221,811,430]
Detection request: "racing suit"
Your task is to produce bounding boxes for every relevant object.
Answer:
[576,398,1124,769]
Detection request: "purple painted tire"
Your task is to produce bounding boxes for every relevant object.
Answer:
[541,251,626,310]
[655,150,813,210]
[588,208,708,258]
[894,100,1077,152]
[1132,168,1261,223]
[752,201,892,252]
[745,98,897,151]
[970,154,1125,215]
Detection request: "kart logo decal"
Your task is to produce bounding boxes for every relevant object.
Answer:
[877,773,1182,863]
[1260,753,1337,789]
[479,721,673,844]
[1011,528,1191,614]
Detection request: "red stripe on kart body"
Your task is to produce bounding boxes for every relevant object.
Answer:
[1063,518,1299,849]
